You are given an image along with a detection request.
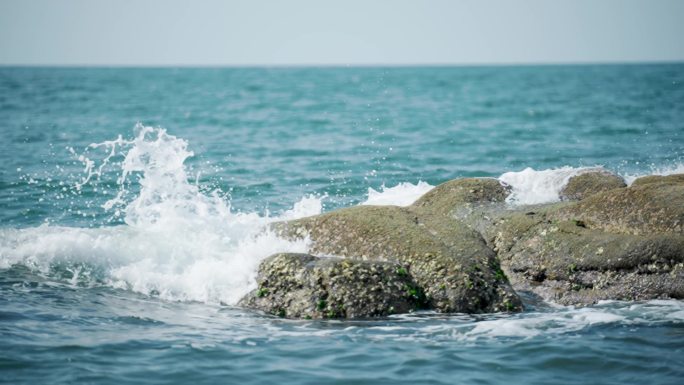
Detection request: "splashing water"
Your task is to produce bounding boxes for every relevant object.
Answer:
[498,166,604,205]
[362,181,434,206]
[499,164,684,206]
[1,125,320,304]
[361,163,684,209]
[622,162,684,185]
[2,125,682,305]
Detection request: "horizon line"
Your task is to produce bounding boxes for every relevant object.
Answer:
[1,59,683,69]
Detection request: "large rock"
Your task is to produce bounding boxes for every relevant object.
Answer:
[253,178,523,317]
[493,174,684,305]
[553,173,684,234]
[559,170,626,201]
[239,173,684,317]
[277,204,521,314]
[239,253,426,319]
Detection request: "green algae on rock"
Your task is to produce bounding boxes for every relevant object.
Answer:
[273,205,521,314]
[240,174,684,318]
[261,178,523,317]
[631,173,684,187]
[238,253,426,319]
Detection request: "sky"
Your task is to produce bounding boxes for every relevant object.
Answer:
[1,0,683,66]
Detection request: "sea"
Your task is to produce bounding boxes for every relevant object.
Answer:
[1,65,683,384]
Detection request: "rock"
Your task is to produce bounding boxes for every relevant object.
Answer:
[631,173,684,187]
[496,218,684,305]
[273,199,522,315]
[493,174,684,305]
[553,173,684,235]
[559,170,626,201]
[238,253,425,319]
[411,178,510,216]
[239,173,684,317]
[280,206,522,314]
[410,177,511,239]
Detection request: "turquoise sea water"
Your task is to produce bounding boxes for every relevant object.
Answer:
[1,65,683,384]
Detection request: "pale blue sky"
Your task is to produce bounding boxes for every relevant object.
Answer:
[1,0,683,66]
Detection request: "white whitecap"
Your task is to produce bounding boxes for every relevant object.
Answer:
[0,125,318,305]
[499,166,604,205]
[622,163,684,185]
[362,181,434,206]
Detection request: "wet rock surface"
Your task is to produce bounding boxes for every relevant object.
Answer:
[559,170,626,201]
[240,174,684,318]
[238,253,425,319]
[553,173,684,235]
[274,203,522,315]
[493,174,684,305]
[411,177,510,216]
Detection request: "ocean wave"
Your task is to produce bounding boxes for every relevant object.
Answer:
[1,126,682,306]
[1,125,317,305]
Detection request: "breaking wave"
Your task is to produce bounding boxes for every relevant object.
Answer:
[1,125,682,305]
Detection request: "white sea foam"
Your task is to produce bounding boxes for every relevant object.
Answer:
[464,307,625,339]
[361,300,682,342]
[362,168,593,208]
[622,162,684,185]
[498,166,605,205]
[0,125,317,305]
[498,163,684,206]
[363,163,684,209]
[362,181,434,206]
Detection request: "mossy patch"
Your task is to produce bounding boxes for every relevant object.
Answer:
[256,287,269,297]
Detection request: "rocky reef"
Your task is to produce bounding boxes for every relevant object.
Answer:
[493,172,684,305]
[239,171,684,319]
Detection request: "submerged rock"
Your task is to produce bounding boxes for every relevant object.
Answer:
[239,253,425,319]
[559,170,626,201]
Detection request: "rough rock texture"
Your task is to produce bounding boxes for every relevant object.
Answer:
[239,253,425,319]
[239,174,684,318]
[631,173,684,187]
[553,174,684,235]
[559,170,626,201]
[259,178,523,317]
[277,205,521,314]
[411,177,510,216]
[492,174,684,305]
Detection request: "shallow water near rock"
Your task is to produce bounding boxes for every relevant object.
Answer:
[3,270,683,384]
[1,65,683,384]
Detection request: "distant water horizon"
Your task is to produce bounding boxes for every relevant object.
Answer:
[2,59,684,69]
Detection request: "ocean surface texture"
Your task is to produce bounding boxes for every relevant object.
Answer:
[1,65,683,384]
